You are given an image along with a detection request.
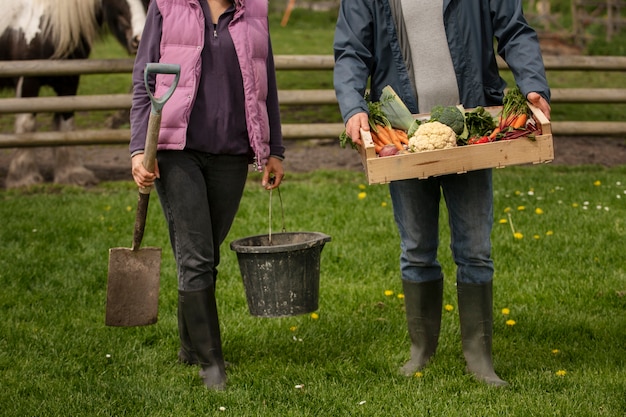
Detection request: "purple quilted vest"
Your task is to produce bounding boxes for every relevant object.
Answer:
[155,0,271,167]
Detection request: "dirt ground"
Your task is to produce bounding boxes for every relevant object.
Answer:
[0,135,624,188]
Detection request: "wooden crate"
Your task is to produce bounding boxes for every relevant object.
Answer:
[357,104,553,185]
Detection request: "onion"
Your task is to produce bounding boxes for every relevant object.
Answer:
[378,144,399,157]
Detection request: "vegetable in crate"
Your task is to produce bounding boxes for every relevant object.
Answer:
[380,85,421,134]
[339,93,407,154]
[428,105,466,136]
[488,86,533,140]
[408,121,457,152]
[465,106,497,145]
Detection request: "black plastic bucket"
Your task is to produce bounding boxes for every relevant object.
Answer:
[229,232,331,317]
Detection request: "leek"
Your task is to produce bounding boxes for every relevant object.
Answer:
[379,85,416,131]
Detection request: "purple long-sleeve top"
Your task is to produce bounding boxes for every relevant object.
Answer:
[130,0,284,161]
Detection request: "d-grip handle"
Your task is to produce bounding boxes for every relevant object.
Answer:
[144,63,181,115]
[139,63,181,194]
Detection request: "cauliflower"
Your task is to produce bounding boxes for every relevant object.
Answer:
[408,121,458,152]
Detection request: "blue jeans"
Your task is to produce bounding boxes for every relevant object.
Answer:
[154,150,249,291]
[389,169,494,284]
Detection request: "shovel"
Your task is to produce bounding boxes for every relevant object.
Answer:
[105,63,181,327]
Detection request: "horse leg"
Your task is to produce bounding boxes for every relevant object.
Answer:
[50,73,99,187]
[52,113,99,186]
[6,77,45,189]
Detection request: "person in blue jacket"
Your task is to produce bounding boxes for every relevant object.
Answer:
[334,0,551,386]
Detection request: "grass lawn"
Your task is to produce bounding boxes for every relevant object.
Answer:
[1,165,625,416]
[1,6,625,416]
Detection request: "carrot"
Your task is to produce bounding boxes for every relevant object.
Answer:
[374,124,392,145]
[510,113,528,129]
[394,128,409,144]
[374,143,383,153]
[370,130,385,147]
[488,126,501,140]
[386,126,404,151]
[499,113,515,130]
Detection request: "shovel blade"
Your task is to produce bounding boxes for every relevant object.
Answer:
[106,247,161,327]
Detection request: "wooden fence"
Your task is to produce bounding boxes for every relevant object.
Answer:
[0,54,625,148]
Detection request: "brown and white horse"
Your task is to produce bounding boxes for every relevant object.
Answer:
[0,0,148,188]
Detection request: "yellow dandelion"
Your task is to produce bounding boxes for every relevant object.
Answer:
[358,192,367,200]
[506,319,516,326]
[546,230,554,236]
[533,234,540,240]
[556,370,567,376]
[384,290,394,296]
[498,218,508,224]
[397,294,405,300]
[572,202,579,208]
[414,371,424,378]
[515,190,521,196]
[503,207,512,213]
[535,208,544,215]
[514,232,523,240]
[126,206,133,212]
[290,326,298,332]
[444,304,454,312]
[359,184,366,190]
[310,313,319,320]
[501,308,510,315]
[517,205,526,211]
[551,349,560,355]
[593,180,601,186]
[381,201,388,207]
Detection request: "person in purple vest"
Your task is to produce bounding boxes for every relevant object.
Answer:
[130,0,284,390]
[334,0,551,386]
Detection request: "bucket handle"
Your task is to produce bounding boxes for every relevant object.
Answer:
[268,180,286,244]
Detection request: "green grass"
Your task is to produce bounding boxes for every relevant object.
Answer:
[1,166,625,416]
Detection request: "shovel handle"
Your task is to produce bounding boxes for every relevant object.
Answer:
[132,63,181,249]
[144,63,181,114]
[139,63,181,195]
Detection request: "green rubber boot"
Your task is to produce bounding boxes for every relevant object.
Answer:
[399,277,443,376]
[457,281,508,387]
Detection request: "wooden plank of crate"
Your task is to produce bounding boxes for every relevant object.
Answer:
[363,134,554,184]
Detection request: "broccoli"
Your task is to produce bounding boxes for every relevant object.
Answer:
[428,105,466,136]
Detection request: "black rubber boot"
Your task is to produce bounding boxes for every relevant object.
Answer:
[179,286,227,390]
[177,293,198,365]
[399,277,443,376]
[457,281,508,387]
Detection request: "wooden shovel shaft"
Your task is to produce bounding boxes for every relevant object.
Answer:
[140,111,161,192]
[132,111,161,250]
[132,192,150,251]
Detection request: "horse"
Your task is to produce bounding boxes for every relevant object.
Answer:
[0,0,149,189]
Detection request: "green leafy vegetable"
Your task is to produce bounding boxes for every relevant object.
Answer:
[464,106,496,141]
